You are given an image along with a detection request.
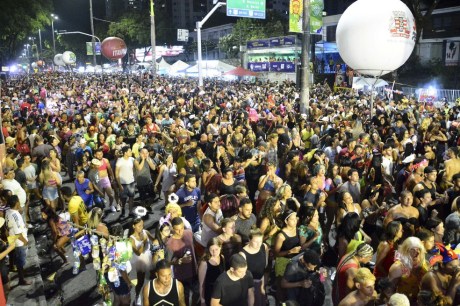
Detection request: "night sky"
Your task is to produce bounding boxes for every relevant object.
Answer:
[52,0,106,33]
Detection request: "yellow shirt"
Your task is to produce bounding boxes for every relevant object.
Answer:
[68,196,88,225]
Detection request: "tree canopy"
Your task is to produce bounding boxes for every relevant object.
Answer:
[0,0,53,62]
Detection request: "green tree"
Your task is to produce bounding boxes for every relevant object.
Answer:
[107,12,150,49]
[0,0,53,62]
[218,11,288,59]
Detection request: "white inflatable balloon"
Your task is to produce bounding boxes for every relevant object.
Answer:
[54,54,65,66]
[62,51,76,65]
[336,0,416,76]
[31,62,37,68]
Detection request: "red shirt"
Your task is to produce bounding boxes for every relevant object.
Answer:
[0,274,6,306]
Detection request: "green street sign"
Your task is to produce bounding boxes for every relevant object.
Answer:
[227,0,266,19]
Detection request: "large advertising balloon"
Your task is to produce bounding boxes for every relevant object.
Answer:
[101,37,127,60]
[54,54,65,66]
[336,0,416,76]
[62,51,76,65]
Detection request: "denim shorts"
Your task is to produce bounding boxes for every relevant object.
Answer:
[121,182,136,199]
[15,246,27,269]
[43,186,59,201]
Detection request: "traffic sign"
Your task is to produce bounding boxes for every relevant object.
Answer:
[177,29,189,42]
[226,0,266,19]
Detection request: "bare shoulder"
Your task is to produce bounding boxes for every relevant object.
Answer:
[338,291,361,306]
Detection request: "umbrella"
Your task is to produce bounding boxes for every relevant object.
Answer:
[224,66,258,77]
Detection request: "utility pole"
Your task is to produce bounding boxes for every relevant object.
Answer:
[38,29,42,56]
[300,0,310,115]
[150,0,156,78]
[89,0,97,67]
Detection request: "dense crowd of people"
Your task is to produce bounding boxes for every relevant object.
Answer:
[1,72,460,306]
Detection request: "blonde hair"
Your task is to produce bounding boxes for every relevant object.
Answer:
[398,236,427,270]
[87,207,103,229]
[165,202,183,217]
[353,267,376,284]
[388,293,410,306]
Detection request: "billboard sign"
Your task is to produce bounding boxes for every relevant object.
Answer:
[227,0,266,19]
[86,42,101,55]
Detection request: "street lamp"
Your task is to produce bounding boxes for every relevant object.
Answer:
[89,0,97,67]
[51,14,58,55]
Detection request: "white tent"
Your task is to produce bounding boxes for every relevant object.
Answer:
[352,77,389,90]
[182,60,236,77]
[158,58,171,75]
[169,60,190,75]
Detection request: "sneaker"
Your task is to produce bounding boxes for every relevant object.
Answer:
[110,205,117,212]
[136,295,142,306]
[116,204,122,212]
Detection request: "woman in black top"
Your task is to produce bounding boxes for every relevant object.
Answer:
[240,229,268,306]
[198,238,225,306]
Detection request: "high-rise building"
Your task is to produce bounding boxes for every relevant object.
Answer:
[267,0,289,16]
[170,0,215,30]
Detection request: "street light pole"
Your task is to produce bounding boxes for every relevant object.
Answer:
[38,29,42,56]
[51,14,58,55]
[89,0,97,67]
[300,0,311,115]
[197,1,226,87]
[150,0,156,78]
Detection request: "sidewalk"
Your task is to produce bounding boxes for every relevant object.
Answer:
[6,234,47,306]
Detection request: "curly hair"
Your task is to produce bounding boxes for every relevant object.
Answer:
[258,196,279,227]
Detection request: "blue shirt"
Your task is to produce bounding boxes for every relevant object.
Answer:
[176,186,201,232]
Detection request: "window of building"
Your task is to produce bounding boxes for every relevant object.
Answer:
[423,10,460,39]
[326,25,337,42]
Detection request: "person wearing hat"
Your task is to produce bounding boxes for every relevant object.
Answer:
[420,243,460,305]
[0,216,16,298]
[394,154,416,195]
[281,249,325,305]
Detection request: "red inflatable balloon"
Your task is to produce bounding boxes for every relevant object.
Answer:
[36,60,44,67]
[101,37,127,60]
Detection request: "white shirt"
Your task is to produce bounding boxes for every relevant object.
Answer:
[5,209,28,247]
[23,164,37,188]
[2,179,27,207]
[116,157,135,184]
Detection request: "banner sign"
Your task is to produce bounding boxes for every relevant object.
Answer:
[270,61,296,72]
[86,42,101,55]
[247,36,296,49]
[247,39,270,49]
[269,36,296,47]
[289,0,303,33]
[248,62,270,72]
[289,0,323,34]
[418,88,438,103]
[445,41,459,66]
